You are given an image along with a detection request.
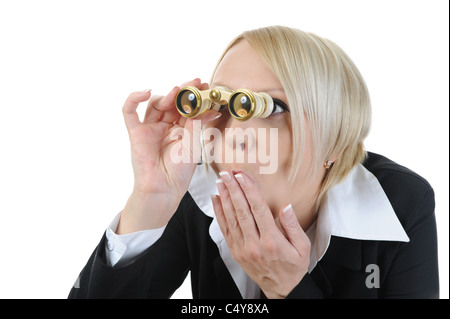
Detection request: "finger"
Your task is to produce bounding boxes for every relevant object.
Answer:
[144,85,180,124]
[234,171,277,234]
[154,85,179,112]
[183,110,221,138]
[216,177,244,244]
[274,217,287,237]
[179,78,201,89]
[144,95,164,123]
[200,82,210,90]
[122,90,151,130]
[181,111,221,163]
[147,79,204,125]
[211,194,233,247]
[279,204,311,256]
[177,115,188,128]
[158,86,183,124]
[160,108,182,125]
[218,171,259,241]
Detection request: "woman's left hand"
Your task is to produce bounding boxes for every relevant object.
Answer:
[211,170,311,299]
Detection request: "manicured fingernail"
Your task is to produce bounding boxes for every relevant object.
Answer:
[211,113,222,120]
[283,203,293,216]
[216,178,223,184]
[219,171,231,183]
[232,170,254,183]
[234,174,245,185]
[140,89,151,93]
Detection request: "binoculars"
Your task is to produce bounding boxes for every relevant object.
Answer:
[175,86,274,121]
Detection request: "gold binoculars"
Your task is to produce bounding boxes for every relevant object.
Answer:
[175,86,274,121]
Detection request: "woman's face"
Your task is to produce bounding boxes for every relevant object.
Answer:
[206,40,324,224]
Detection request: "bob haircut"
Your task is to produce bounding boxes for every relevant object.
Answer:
[208,25,372,207]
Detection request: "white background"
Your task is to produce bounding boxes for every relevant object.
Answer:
[0,0,448,299]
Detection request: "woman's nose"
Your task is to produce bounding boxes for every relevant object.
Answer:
[224,119,256,152]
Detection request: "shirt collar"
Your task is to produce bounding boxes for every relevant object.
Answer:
[311,163,409,271]
[187,163,409,297]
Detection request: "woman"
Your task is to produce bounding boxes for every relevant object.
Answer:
[69,26,439,298]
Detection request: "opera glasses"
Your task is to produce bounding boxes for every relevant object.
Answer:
[175,86,274,121]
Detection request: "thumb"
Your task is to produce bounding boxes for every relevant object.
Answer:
[181,110,222,163]
[183,110,222,136]
[196,109,222,126]
[279,204,311,256]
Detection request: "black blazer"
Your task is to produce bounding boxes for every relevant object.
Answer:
[68,153,439,299]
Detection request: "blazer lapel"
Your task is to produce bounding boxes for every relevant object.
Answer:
[321,236,362,271]
[212,255,244,299]
[308,236,361,297]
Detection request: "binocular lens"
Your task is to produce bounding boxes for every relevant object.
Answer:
[176,88,199,115]
[176,86,273,120]
[229,92,253,120]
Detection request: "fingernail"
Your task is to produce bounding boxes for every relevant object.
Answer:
[215,178,223,185]
[211,113,222,120]
[219,171,231,183]
[232,170,254,184]
[140,89,151,93]
[234,174,245,185]
[282,203,293,217]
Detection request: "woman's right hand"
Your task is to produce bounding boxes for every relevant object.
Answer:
[117,79,221,234]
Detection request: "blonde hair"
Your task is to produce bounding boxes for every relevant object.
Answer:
[210,26,371,207]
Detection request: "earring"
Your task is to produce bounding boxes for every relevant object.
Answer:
[324,160,333,169]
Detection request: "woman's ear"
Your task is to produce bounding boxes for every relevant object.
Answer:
[323,155,339,169]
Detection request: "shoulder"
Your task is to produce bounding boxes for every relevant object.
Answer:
[362,152,435,229]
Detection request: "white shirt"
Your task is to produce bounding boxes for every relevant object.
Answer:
[105,163,409,299]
